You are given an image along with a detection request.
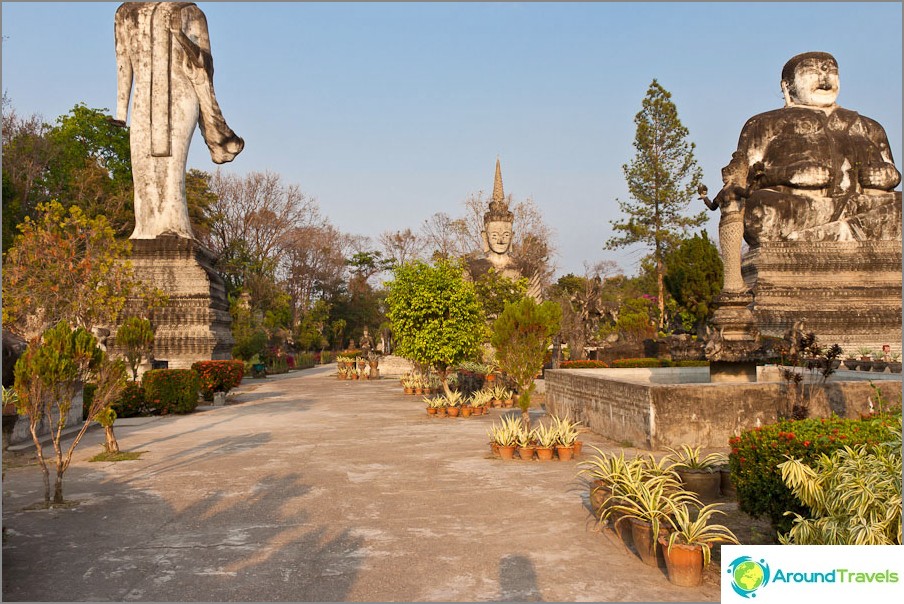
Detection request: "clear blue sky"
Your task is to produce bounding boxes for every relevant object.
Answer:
[2,2,902,277]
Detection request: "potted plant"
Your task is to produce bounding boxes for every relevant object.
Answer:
[551,414,581,461]
[444,391,463,417]
[660,503,740,587]
[533,422,559,461]
[579,447,630,519]
[489,415,520,459]
[516,425,537,460]
[608,475,700,567]
[664,445,726,503]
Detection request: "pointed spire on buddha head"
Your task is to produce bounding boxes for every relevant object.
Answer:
[482,157,514,255]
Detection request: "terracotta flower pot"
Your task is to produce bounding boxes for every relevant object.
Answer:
[659,536,705,587]
[517,446,536,460]
[460,406,472,418]
[437,407,447,417]
[676,468,721,503]
[447,406,460,417]
[535,446,555,461]
[629,518,668,567]
[404,387,415,395]
[589,479,612,517]
[426,407,437,416]
[556,445,575,461]
[573,440,583,457]
[498,445,516,460]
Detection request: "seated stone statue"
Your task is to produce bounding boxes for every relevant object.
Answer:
[715,51,901,246]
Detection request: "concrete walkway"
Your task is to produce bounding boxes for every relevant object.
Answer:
[2,365,719,602]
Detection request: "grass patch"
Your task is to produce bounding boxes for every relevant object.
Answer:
[88,450,146,462]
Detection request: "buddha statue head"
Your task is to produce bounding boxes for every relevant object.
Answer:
[781,51,839,109]
[481,159,515,258]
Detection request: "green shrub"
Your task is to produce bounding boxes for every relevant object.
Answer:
[295,352,317,369]
[672,360,709,367]
[191,360,244,400]
[729,407,902,535]
[142,369,199,414]
[611,357,667,368]
[319,351,335,364]
[267,356,289,374]
[114,381,147,417]
[559,360,609,369]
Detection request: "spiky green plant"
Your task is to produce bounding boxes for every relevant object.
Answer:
[664,444,727,473]
[665,503,740,566]
[778,426,902,545]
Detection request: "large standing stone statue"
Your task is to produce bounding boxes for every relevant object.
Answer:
[704,51,902,366]
[114,2,244,239]
[110,2,242,370]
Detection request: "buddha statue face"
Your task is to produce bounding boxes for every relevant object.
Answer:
[783,55,839,108]
[483,220,513,255]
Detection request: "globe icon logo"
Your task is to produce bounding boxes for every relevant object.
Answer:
[727,556,770,598]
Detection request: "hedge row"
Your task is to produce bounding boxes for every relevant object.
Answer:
[729,404,902,535]
[559,360,609,369]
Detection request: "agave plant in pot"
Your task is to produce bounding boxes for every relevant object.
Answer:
[578,447,630,519]
[551,414,581,461]
[488,415,520,459]
[660,502,740,587]
[664,445,727,503]
[444,391,464,417]
[516,424,537,460]
[608,472,701,567]
[533,421,559,461]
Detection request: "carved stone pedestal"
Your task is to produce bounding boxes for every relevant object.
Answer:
[742,239,902,355]
[112,236,234,370]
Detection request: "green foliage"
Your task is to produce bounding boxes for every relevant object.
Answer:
[116,317,154,381]
[729,407,902,536]
[294,299,330,351]
[191,360,245,400]
[142,369,200,415]
[778,426,902,545]
[663,232,722,332]
[294,352,317,369]
[385,259,485,392]
[113,381,147,418]
[13,321,126,503]
[2,201,164,340]
[473,269,528,320]
[559,360,609,369]
[611,357,667,368]
[606,80,707,327]
[490,297,561,415]
[614,297,657,342]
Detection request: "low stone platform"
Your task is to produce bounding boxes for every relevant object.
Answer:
[544,367,901,449]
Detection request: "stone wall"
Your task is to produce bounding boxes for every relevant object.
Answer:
[544,368,899,450]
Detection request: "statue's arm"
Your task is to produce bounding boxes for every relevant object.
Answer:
[171,4,214,80]
[859,118,902,190]
[113,5,134,125]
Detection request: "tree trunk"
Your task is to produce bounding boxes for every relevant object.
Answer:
[104,425,120,454]
[53,470,64,504]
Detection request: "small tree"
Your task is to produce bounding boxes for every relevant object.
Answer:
[13,321,127,505]
[606,80,707,328]
[385,259,485,396]
[663,232,723,333]
[116,316,154,380]
[491,297,562,429]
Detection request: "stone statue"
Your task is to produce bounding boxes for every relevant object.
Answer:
[114,2,244,240]
[714,51,901,246]
[467,159,542,299]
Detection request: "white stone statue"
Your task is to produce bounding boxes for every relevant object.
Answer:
[114,2,244,240]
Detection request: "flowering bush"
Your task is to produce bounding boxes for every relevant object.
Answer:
[559,360,609,369]
[191,360,244,400]
[143,369,199,414]
[729,406,902,535]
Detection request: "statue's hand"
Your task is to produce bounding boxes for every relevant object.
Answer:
[769,162,832,188]
[107,117,127,129]
[859,164,902,190]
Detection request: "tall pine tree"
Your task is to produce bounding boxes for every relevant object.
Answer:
[606,80,707,328]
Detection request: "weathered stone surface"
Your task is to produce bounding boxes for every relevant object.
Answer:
[703,51,902,360]
[109,237,233,369]
[115,2,244,240]
[544,368,901,449]
[742,240,902,354]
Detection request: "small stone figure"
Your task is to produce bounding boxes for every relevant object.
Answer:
[114,2,244,240]
[715,51,901,246]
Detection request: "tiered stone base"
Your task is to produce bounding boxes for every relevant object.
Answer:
[741,240,902,355]
[111,236,234,369]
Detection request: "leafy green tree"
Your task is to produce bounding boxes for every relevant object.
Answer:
[2,201,164,341]
[663,232,723,333]
[473,269,528,321]
[491,297,562,428]
[115,317,155,381]
[13,322,127,504]
[606,80,707,328]
[385,259,485,395]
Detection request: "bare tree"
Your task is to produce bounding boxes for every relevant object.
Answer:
[378,228,425,267]
[280,222,348,324]
[420,212,470,261]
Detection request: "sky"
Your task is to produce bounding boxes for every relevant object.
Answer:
[2,1,902,278]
